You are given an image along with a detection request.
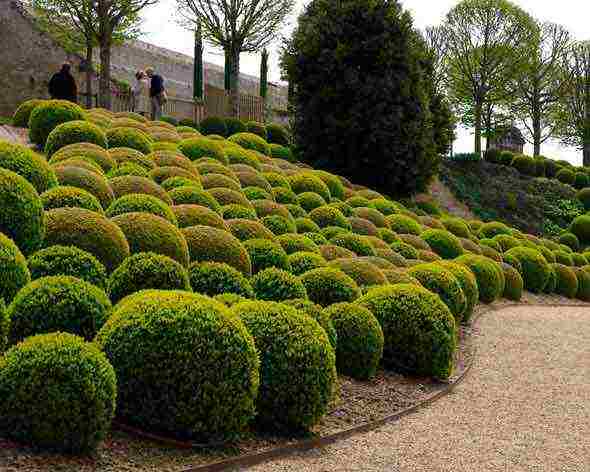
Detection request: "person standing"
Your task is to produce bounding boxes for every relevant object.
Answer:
[132,70,150,116]
[146,67,166,121]
[48,62,78,103]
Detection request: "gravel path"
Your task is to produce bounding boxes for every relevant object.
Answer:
[245,305,590,472]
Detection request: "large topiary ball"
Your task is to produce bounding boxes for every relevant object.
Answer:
[277,233,320,255]
[574,268,590,302]
[12,98,46,127]
[43,208,130,272]
[106,193,177,225]
[228,132,271,155]
[569,215,590,245]
[232,301,335,432]
[0,232,31,303]
[173,204,226,230]
[251,267,307,301]
[111,212,189,267]
[96,290,259,440]
[330,233,376,256]
[386,214,422,235]
[54,165,115,209]
[0,332,116,452]
[576,188,590,211]
[301,267,362,307]
[243,238,290,274]
[324,302,383,380]
[558,232,580,252]
[226,218,276,241]
[288,251,328,276]
[169,186,221,211]
[501,263,523,301]
[28,100,86,146]
[0,140,58,193]
[182,225,252,275]
[199,116,228,136]
[45,120,107,157]
[309,206,352,230]
[551,263,579,298]
[27,245,107,289]
[188,261,254,298]
[511,154,536,176]
[420,229,464,259]
[288,173,331,201]
[329,258,387,288]
[437,261,479,323]
[105,127,152,154]
[0,168,45,254]
[7,275,111,344]
[455,255,503,303]
[556,168,575,185]
[261,214,297,236]
[504,247,550,293]
[245,121,268,140]
[479,221,512,239]
[51,142,116,173]
[357,284,457,379]
[179,137,228,164]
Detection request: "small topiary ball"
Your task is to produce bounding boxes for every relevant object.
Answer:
[329,258,388,288]
[269,144,294,162]
[231,301,336,432]
[288,251,327,276]
[386,214,422,235]
[511,154,536,176]
[96,290,259,440]
[221,204,258,220]
[551,263,579,298]
[309,205,352,230]
[244,186,272,201]
[51,142,116,173]
[0,140,58,194]
[295,217,321,234]
[0,168,45,255]
[573,268,590,301]
[479,221,512,239]
[437,261,479,323]
[172,204,226,230]
[261,214,297,236]
[12,98,46,127]
[189,261,254,298]
[45,120,107,157]
[7,275,111,344]
[162,176,196,191]
[243,238,290,274]
[251,267,307,301]
[330,233,376,256]
[106,127,152,154]
[408,263,467,322]
[28,100,86,146]
[324,303,383,380]
[576,188,590,211]
[455,255,504,303]
[501,263,524,301]
[297,192,327,212]
[199,116,228,136]
[504,247,550,293]
[43,207,129,272]
[420,229,464,259]
[41,185,104,213]
[357,284,457,380]
[0,332,116,452]
[301,267,362,307]
[27,245,107,289]
[106,193,177,225]
[558,232,580,252]
[228,132,271,155]
[0,232,31,303]
[288,173,331,202]
[277,234,320,255]
[179,137,228,164]
[223,117,246,136]
[569,215,590,245]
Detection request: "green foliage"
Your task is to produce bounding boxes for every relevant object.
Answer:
[266,123,290,146]
[504,247,550,293]
[243,238,290,274]
[172,205,225,230]
[221,204,258,220]
[0,140,58,193]
[0,332,116,452]
[228,133,271,155]
[45,120,107,157]
[357,284,456,379]
[251,267,307,301]
[272,186,297,204]
[225,117,247,136]
[501,262,524,301]
[558,232,580,252]
[437,260,479,322]
[169,186,221,212]
[8,275,111,344]
[96,290,259,440]
[553,250,574,266]
[225,218,275,242]
[328,258,387,287]
[574,268,590,301]
[390,240,419,259]
[455,254,503,303]
[551,263,578,298]
[262,214,297,236]
[569,215,590,245]
[12,99,46,127]
[188,261,254,298]
[449,152,481,162]
[52,143,116,172]
[511,155,536,176]
[289,173,331,201]
[300,267,362,307]
[556,168,575,185]
[232,301,336,432]
[387,214,423,235]
[106,127,152,154]
[288,251,327,276]
[574,172,589,189]
[27,245,107,289]
[324,303,383,380]
[28,100,85,146]
[244,121,267,140]
[179,137,228,164]
[330,233,376,256]
[54,165,114,209]
[107,194,177,224]
[576,187,590,210]
[200,117,228,136]
[277,234,320,255]
[297,192,327,212]
[309,206,352,230]
[295,217,320,233]
[0,232,31,303]
[420,229,464,259]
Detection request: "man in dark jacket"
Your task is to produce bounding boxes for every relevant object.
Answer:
[48,63,78,103]
[146,67,165,120]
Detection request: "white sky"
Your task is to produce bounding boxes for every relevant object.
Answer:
[141,0,590,164]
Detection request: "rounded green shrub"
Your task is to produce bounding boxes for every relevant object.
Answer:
[107,163,149,178]
[228,132,270,155]
[264,172,291,189]
[27,245,107,289]
[251,267,307,301]
[569,215,590,245]
[28,100,85,146]
[109,175,171,205]
[225,117,247,136]
[511,154,536,176]
[226,218,275,241]
[199,116,228,136]
[329,258,387,288]
[202,172,242,192]
[357,284,456,379]
[0,169,45,254]
[479,238,501,252]
[440,217,471,238]
[45,120,107,157]
[437,261,479,323]
[52,142,116,173]
[493,234,521,252]
[209,188,251,208]
[266,123,290,145]
[273,187,298,204]
[109,147,155,170]
[289,173,331,201]
[277,234,319,255]
[106,193,176,224]
[269,144,294,162]
[346,196,371,208]
[368,198,399,216]
[286,204,308,218]
[243,238,290,274]
[574,172,589,189]
[319,244,356,261]
[386,214,422,235]
[262,214,297,236]
[231,301,335,432]
[105,127,152,154]
[245,121,267,140]
[12,98,46,127]
[219,204,257,220]
[172,205,226,230]
[352,207,388,229]
[324,303,383,380]
[96,290,259,440]
[188,261,254,298]
[40,185,103,214]
[576,188,590,211]
[288,251,327,276]
[295,217,320,234]
[313,171,345,201]
[309,206,352,230]
[390,240,419,259]
[551,263,579,298]
[297,192,327,212]
[0,332,116,452]
[283,299,337,349]
[556,168,575,185]
[558,232,580,252]
[348,217,379,236]
[162,176,196,191]
[574,268,590,301]
[420,229,464,259]
[54,165,114,209]
[0,232,31,303]
[169,186,221,212]
[572,253,588,267]
[479,221,512,239]
[330,233,376,256]
[8,275,111,343]
[504,247,550,293]
[301,267,361,307]
[455,255,503,303]
[501,262,523,301]
[0,140,58,193]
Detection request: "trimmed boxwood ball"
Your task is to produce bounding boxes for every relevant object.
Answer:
[408,264,467,322]
[45,120,107,157]
[324,303,383,380]
[572,253,588,267]
[357,284,457,380]
[503,251,524,274]
[511,154,536,176]
[228,132,271,155]
[231,301,336,432]
[41,185,103,213]
[251,267,307,301]
[479,238,501,252]
[43,207,129,272]
[209,188,251,208]
[243,186,272,201]
[269,144,294,162]
[272,187,297,204]
[106,127,152,154]
[169,186,221,212]
[301,267,361,307]
[199,116,228,136]
[96,290,259,440]
[189,261,254,298]
[182,225,251,275]
[353,207,388,229]
[286,203,308,218]
[569,215,590,245]
[386,214,422,235]
[368,198,399,216]
[245,121,268,140]
[551,263,579,298]
[305,232,328,245]
[348,217,379,236]
[558,232,580,252]
[289,173,331,201]
[8,275,111,344]
[501,263,523,301]
[543,266,557,294]
[277,234,320,255]
[576,187,590,211]
[320,244,356,261]
[27,245,107,289]
[162,176,196,191]
[0,332,116,452]
[420,229,464,259]
[288,251,327,276]
[322,226,349,240]
[283,298,337,349]
[440,217,471,238]
[262,214,297,236]
[53,157,105,176]
[107,162,150,178]
[329,258,387,288]
[106,194,177,225]
[0,169,45,254]
[330,233,376,256]
[295,217,320,234]
[504,247,551,293]
[556,168,575,185]
[455,255,504,303]
[493,234,521,252]
[346,196,371,208]
[297,192,327,212]
[150,166,199,187]
[221,204,258,220]
[378,228,401,244]
[437,261,479,323]
[573,268,590,301]
[202,173,242,192]
[0,232,31,303]
[173,204,227,230]
[55,165,114,209]
[244,238,290,274]
[0,141,58,193]
[226,148,262,170]
[28,100,85,146]
[108,252,191,302]
[314,170,345,201]
[264,171,291,189]
[12,98,46,127]
[309,206,352,230]
[52,143,116,173]
[226,218,275,241]
[390,241,419,259]
[109,147,155,170]
[179,137,228,164]
[479,221,512,239]
[574,172,589,189]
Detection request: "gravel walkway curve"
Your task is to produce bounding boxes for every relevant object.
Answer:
[245,305,590,472]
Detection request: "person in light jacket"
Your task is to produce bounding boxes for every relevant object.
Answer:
[132,70,150,116]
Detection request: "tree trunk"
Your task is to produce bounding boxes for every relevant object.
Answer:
[584,143,590,167]
[85,44,93,109]
[474,100,482,155]
[99,39,112,110]
[532,108,542,157]
[230,47,240,119]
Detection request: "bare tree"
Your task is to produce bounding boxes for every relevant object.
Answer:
[441,0,537,155]
[177,0,295,118]
[509,22,573,156]
[554,41,590,166]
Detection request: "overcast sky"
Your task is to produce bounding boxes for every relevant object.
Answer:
[141,0,590,163]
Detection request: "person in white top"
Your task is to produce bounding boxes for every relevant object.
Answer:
[132,70,150,116]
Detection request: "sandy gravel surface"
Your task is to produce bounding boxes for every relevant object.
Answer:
[245,305,590,472]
